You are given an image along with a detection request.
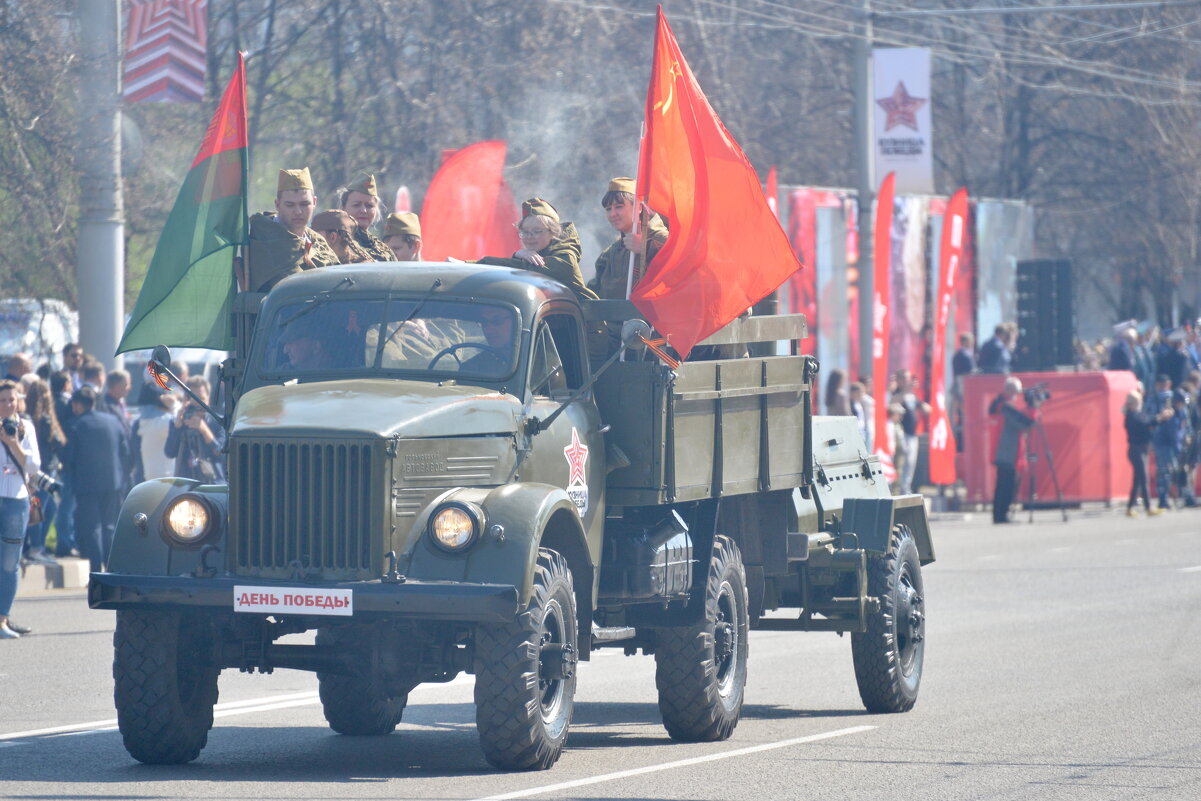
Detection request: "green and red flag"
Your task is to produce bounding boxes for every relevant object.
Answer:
[117,52,248,354]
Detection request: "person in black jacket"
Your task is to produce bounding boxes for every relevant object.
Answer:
[1123,391,1162,517]
[989,377,1036,523]
[61,387,129,572]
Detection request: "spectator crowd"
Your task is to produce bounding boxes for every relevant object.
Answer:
[0,345,226,639]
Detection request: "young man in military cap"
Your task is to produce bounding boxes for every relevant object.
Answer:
[311,209,373,264]
[382,212,423,261]
[247,168,340,292]
[588,177,669,357]
[340,172,396,261]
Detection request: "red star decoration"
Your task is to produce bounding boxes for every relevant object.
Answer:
[876,81,927,132]
[563,428,589,486]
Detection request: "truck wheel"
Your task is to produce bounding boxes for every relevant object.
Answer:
[316,625,407,736]
[654,535,749,742]
[474,548,578,770]
[113,609,220,764]
[852,524,926,713]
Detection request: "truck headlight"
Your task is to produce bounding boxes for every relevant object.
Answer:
[428,502,481,552]
[161,494,219,547]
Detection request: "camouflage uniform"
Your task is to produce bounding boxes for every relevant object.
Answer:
[247,212,340,293]
[353,227,397,261]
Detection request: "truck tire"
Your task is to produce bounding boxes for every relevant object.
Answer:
[316,625,407,736]
[654,534,749,742]
[113,609,220,764]
[474,548,577,770]
[852,523,926,713]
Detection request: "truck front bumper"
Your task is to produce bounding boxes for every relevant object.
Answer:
[88,572,521,624]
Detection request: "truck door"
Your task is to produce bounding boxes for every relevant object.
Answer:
[522,309,604,542]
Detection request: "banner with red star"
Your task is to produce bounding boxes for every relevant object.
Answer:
[873,48,933,194]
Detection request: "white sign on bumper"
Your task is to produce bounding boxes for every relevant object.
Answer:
[233,586,353,616]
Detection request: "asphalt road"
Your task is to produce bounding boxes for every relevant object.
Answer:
[2,508,1199,800]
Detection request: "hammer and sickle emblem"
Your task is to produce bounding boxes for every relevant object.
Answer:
[654,61,683,116]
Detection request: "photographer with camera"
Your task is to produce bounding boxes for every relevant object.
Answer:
[0,379,41,639]
[988,377,1037,524]
[164,376,226,483]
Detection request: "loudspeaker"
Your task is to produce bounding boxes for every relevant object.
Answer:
[1014,259,1074,371]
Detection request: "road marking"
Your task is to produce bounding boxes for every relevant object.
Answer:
[0,676,472,744]
[1180,566,1201,573]
[469,725,876,801]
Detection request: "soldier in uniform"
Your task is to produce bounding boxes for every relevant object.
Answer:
[588,177,669,358]
[477,198,597,302]
[340,172,397,261]
[247,168,340,293]
[311,210,373,264]
[382,212,423,261]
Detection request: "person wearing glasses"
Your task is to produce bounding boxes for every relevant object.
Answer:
[311,209,373,264]
[477,198,597,301]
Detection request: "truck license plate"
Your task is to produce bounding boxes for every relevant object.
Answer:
[233,585,353,617]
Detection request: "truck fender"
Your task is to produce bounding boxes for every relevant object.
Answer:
[106,478,230,576]
[840,494,935,565]
[406,483,593,611]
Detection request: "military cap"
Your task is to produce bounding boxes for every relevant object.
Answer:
[311,209,356,234]
[345,171,378,197]
[278,168,313,193]
[521,197,559,222]
[383,211,421,239]
[607,177,636,195]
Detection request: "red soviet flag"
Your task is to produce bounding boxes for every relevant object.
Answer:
[420,141,520,261]
[633,7,802,358]
[927,188,969,485]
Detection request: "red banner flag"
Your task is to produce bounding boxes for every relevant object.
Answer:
[872,173,896,476]
[633,7,802,358]
[420,141,520,261]
[927,188,969,484]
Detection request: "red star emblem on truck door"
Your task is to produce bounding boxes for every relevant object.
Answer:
[876,81,926,132]
[564,428,589,486]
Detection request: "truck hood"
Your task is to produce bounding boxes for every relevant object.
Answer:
[232,379,523,439]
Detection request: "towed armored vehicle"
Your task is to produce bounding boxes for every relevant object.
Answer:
[90,262,933,770]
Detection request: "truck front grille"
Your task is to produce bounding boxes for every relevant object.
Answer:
[230,438,378,575]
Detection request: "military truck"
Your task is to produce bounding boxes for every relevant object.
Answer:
[90,262,933,770]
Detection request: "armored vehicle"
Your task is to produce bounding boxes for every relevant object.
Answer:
[90,262,933,770]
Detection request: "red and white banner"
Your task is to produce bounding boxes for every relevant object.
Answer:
[927,188,969,485]
[124,0,208,103]
[233,586,353,617]
[872,173,896,480]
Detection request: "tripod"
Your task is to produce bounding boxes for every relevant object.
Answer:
[1023,416,1068,523]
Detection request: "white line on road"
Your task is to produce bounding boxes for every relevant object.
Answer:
[1179,566,1201,573]
[0,676,472,744]
[468,725,877,801]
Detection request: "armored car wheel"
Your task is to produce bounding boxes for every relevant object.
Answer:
[654,535,749,742]
[852,524,926,713]
[474,548,578,770]
[316,625,407,736]
[113,609,220,764]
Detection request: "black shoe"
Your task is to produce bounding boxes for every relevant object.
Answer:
[5,620,31,635]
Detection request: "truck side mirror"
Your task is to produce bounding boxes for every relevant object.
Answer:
[150,344,172,372]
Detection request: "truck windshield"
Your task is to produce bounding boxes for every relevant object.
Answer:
[259,297,520,381]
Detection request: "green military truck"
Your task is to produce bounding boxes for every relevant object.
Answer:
[90,263,933,770]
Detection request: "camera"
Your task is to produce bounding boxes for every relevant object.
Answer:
[1023,382,1051,407]
[1,417,17,437]
[183,404,201,421]
[31,470,62,495]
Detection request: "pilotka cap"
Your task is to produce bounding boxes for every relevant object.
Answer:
[383,211,421,239]
[345,172,378,197]
[607,177,636,195]
[278,168,314,193]
[521,197,559,222]
[310,209,356,234]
